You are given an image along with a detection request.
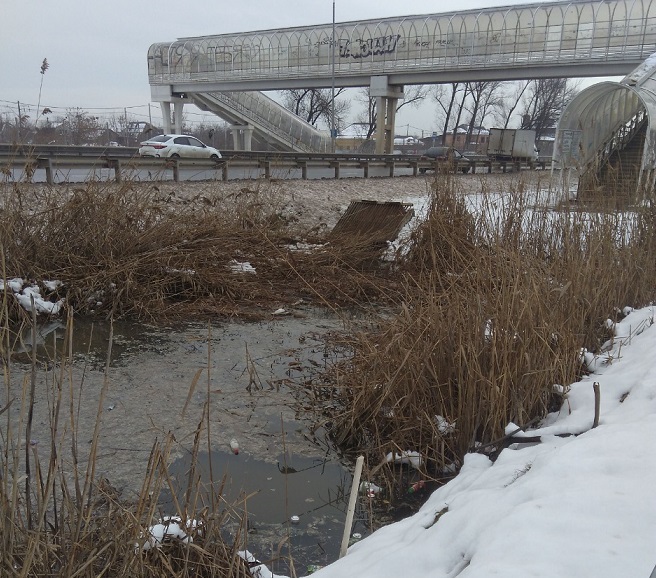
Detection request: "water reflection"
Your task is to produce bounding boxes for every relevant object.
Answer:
[165,448,359,570]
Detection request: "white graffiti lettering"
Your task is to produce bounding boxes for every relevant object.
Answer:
[339,34,401,59]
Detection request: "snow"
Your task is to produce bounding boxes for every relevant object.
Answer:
[2,279,65,315]
[242,305,656,578]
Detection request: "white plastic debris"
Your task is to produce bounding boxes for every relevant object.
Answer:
[229,260,256,274]
[230,438,240,455]
[272,308,288,315]
[1,278,24,293]
[137,515,201,552]
[359,481,382,495]
[604,318,616,333]
[43,280,63,291]
[385,450,422,470]
[238,550,275,578]
[434,415,457,435]
[14,285,65,315]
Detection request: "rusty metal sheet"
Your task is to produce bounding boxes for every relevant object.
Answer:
[329,200,414,244]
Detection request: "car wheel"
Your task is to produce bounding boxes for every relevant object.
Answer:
[419,168,427,174]
[461,167,470,174]
[170,153,180,158]
[210,154,219,160]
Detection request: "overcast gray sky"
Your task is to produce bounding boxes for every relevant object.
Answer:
[1,0,614,135]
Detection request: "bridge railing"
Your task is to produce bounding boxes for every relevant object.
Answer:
[194,92,332,153]
[0,146,549,184]
[148,1,656,85]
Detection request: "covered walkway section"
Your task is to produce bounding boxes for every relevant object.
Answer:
[555,53,656,200]
[149,0,656,153]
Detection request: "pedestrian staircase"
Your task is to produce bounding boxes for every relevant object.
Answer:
[578,111,648,201]
[190,91,332,153]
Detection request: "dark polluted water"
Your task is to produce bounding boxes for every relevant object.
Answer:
[165,449,369,573]
[13,309,376,572]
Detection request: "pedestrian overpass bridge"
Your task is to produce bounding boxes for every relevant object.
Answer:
[148,0,656,156]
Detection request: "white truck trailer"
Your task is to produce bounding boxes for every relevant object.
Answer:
[486,128,538,161]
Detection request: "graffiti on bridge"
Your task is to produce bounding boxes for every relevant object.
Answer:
[339,34,401,59]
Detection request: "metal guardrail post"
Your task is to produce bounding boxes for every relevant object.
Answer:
[387,161,395,178]
[360,161,369,178]
[42,158,54,185]
[112,159,122,183]
[171,159,179,182]
[222,162,229,182]
[299,161,308,180]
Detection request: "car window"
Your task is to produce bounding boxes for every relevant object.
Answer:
[150,135,170,143]
[187,137,205,148]
[173,137,191,146]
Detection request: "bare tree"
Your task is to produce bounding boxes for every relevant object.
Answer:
[493,81,531,128]
[463,81,503,148]
[57,109,102,145]
[281,88,350,130]
[355,85,429,139]
[432,83,469,145]
[519,78,579,139]
[354,88,378,139]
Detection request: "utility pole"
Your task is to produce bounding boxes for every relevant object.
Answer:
[331,0,336,153]
[16,101,21,142]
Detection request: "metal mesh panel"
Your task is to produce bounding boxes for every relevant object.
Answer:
[148,0,656,85]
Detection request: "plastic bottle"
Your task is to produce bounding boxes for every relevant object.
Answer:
[408,480,425,493]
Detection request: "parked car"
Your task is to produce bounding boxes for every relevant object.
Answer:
[419,146,471,174]
[138,134,222,159]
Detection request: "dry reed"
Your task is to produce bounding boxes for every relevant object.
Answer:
[0,179,401,323]
[325,173,656,487]
[1,170,655,571]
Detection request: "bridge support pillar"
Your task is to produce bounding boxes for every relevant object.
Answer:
[173,101,184,134]
[230,124,255,151]
[159,97,186,134]
[371,76,404,155]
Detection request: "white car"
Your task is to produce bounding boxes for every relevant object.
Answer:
[138,134,222,159]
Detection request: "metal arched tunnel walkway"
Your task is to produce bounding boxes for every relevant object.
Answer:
[555,53,656,198]
[148,0,656,153]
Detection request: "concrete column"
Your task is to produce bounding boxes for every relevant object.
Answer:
[160,102,172,133]
[231,127,242,151]
[243,125,254,151]
[173,101,184,134]
[384,97,397,155]
[370,76,404,155]
[375,96,386,155]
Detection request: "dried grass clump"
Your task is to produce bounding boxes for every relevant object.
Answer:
[328,176,656,484]
[0,180,400,322]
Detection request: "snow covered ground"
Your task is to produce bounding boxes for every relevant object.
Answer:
[243,305,656,577]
